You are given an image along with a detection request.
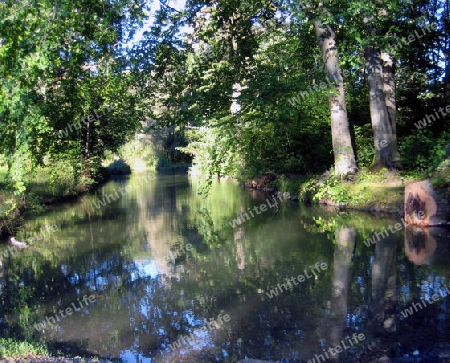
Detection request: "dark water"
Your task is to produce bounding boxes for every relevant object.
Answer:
[1,173,450,362]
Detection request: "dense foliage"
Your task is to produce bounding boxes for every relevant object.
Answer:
[0,0,148,194]
[0,0,449,200]
[138,0,449,182]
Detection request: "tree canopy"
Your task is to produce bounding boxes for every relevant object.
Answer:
[1,0,449,193]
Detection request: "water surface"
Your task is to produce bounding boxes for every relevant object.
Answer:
[1,174,450,362]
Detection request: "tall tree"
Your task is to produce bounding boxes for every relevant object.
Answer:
[364,1,402,170]
[381,50,402,168]
[299,1,358,175]
[365,46,400,169]
[313,16,358,175]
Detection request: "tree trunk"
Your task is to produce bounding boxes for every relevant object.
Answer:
[381,51,402,169]
[314,19,357,176]
[445,53,450,105]
[363,0,401,171]
[404,179,450,226]
[365,46,400,170]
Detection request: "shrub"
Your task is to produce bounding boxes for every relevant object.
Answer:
[0,338,48,358]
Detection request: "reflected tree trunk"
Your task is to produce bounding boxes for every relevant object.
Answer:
[367,234,397,361]
[234,227,245,271]
[0,255,5,288]
[327,227,356,362]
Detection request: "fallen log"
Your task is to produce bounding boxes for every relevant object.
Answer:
[404,179,450,227]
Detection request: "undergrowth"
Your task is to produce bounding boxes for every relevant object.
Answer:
[0,338,48,358]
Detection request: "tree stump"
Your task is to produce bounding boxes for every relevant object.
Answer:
[404,179,450,226]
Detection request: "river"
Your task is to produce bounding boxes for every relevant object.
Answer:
[1,173,450,362]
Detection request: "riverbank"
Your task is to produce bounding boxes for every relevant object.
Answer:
[0,355,112,363]
[246,169,430,214]
[0,165,111,238]
[298,169,409,214]
[0,157,191,238]
[0,340,104,363]
[300,159,450,215]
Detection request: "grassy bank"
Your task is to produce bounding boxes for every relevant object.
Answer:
[270,169,430,214]
[238,170,412,213]
[298,169,410,213]
[292,160,448,213]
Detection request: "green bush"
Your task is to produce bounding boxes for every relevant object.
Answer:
[275,174,305,198]
[0,338,48,358]
[398,131,449,173]
[431,158,450,189]
[299,178,331,204]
